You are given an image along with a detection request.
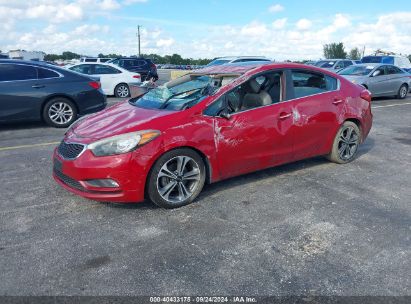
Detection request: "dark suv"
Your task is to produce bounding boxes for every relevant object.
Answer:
[107,58,158,81]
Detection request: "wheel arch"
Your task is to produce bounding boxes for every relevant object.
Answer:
[144,145,213,199]
[344,118,363,142]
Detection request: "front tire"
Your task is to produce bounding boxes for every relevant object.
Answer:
[147,148,206,209]
[327,121,361,164]
[114,83,130,98]
[397,84,408,99]
[43,97,77,128]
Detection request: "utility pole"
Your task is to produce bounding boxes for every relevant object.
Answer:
[137,25,142,57]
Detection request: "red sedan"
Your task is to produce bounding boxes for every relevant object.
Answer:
[53,63,372,208]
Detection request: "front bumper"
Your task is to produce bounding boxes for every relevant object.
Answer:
[52,148,147,203]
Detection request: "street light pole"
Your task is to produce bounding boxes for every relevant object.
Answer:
[137,25,141,57]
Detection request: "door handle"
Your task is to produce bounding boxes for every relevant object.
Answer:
[279,113,292,120]
[32,84,45,89]
[332,97,344,105]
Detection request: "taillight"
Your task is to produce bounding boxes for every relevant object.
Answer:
[360,89,372,102]
[151,63,156,70]
[88,81,100,89]
[133,75,141,79]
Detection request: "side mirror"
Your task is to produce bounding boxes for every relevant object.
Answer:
[372,70,381,77]
[219,110,231,120]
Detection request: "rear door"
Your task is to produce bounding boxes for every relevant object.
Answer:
[385,65,407,94]
[92,64,122,95]
[287,69,342,160]
[0,63,42,121]
[368,65,392,96]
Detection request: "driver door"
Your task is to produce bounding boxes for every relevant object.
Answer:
[206,71,295,179]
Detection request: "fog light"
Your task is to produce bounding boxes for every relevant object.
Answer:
[84,179,119,188]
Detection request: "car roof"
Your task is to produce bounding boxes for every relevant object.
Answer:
[0,59,52,66]
[196,62,338,75]
[213,56,269,61]
[353,63,384,68]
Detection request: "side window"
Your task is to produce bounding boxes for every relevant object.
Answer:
[0,64,37,81]
[325,75,338,91]
[70,64,92,74]
[291,70,328,98]
[37,68,60,79]
[137,60,147,67]
[335,61,344,69]
[386,66,404,74]
[204,71,284,116]
[344,61,353,68]
[94,64,121,74]
[203,96,225,116]
[85,58,97,62]
[373,66,386,77]
[110,59,119,65]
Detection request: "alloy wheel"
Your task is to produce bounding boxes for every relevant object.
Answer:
[400,86,407,98]
[337,126,359,161]
[156,156,201,204]
[116,85,129,97]
[48,102,74,125]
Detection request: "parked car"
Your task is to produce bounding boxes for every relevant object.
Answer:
[314,59,357,72]
[205,56,271,67]
[67,63,141,97]
[53,62,372,208]
[0,59,106,127]
[361,55,411,71]
[338,63,411,99]
[80,57,111,63]
[106,57,158,81]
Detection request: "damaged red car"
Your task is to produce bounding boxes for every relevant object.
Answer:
[53,63,372,208]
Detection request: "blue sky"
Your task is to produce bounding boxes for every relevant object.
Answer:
[1,0,410,60]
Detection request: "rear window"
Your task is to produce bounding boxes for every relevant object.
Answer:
[362,56,395,65]
[37,67,60,79]
[84,58,98,62]
[291,70,337,98]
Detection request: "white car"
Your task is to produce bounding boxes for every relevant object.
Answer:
[67,63,141,97]
[205,56,272,67]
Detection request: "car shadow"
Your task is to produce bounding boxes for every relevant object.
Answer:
[104,138,375,210]
[0,121,49,131]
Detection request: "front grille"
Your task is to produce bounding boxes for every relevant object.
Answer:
[57,141,85,159]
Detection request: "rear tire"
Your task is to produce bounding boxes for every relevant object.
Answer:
[43,97,77,128]
[397,84,408,99]
[327,121,361,164]
[147,148,206,209]
[114,83,130,98]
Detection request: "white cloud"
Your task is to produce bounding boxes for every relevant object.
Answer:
[123,0,147,5]
[272,18,287,29]
[100,0,120,10]
[269,4,284,13]
[296,18,312,30]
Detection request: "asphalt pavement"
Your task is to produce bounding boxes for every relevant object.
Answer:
[0,94,410,296]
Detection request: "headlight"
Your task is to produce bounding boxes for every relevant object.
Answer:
[88,130,160,156]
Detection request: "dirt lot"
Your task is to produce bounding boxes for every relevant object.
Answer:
[0,96,410,296]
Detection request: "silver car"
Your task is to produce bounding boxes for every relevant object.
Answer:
[314,59,356,72]
[338,63,411,99]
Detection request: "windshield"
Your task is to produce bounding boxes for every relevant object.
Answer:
[206,59,230,67]
[314,61,336,68]
[338,65,374,76]
[130,75,216,111]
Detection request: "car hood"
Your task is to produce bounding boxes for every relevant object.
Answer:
[71,101,176,140]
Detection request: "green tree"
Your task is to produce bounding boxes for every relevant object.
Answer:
[323,42,347,59]
[349,47,361,60]
[61,51,80,60]
[44,54,60,61]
